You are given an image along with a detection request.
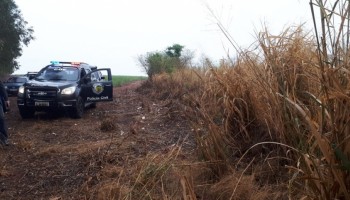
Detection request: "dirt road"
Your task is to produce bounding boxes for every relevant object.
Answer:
[0,81,194,199]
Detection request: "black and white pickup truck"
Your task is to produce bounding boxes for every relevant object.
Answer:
[17,61,113,118]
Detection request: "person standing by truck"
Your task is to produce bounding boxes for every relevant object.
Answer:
[0,80,10,146]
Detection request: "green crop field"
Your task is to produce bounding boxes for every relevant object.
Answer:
[112,75,147,87]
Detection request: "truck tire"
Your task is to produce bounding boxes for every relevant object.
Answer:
[70,96,84,118]
[19,107,35,119]
[89,102,97,108]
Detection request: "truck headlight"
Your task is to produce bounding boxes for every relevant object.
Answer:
[18,86,25,94]
[61,86,76,95]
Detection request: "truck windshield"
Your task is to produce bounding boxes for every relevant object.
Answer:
[36,67,79,81]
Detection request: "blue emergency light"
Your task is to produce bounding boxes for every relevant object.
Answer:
[50,61,60,65]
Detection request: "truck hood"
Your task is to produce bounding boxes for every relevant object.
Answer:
[24,79,76,89]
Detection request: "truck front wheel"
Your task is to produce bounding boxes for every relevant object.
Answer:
[18,106,35,119]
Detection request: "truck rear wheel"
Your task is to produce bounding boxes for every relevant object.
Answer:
[69,96,84,118]
[89,102,97,108]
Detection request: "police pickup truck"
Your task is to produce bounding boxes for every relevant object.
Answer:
[17,61,113,118]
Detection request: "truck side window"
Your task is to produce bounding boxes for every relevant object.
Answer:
[91,73,97,82]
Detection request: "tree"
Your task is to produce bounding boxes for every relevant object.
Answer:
[165,44,184,58]
[0,0,34,75]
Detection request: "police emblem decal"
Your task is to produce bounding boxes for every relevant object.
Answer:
[92,83,104,94]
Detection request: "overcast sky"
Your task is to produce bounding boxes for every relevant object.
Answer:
[14,0,310,76]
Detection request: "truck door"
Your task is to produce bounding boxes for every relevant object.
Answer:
[82,68,113,102]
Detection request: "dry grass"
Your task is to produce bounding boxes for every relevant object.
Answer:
[125,145,186,200]
[134,2,350,199]
[73,1,350,199]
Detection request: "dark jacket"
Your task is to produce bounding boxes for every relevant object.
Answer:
[0,81,9,112]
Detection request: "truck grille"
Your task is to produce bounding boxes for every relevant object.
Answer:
[26,87,58,101]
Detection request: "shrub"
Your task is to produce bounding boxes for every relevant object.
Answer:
[138,44,193,80]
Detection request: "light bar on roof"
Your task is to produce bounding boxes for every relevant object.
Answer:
[50,61,82,65]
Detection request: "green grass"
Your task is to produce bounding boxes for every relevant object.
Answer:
[112,75,147,87]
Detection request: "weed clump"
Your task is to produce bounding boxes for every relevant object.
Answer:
[100,119,116,132]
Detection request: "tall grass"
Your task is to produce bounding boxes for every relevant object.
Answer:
[130,1,350,199]
[88,1,350,199]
